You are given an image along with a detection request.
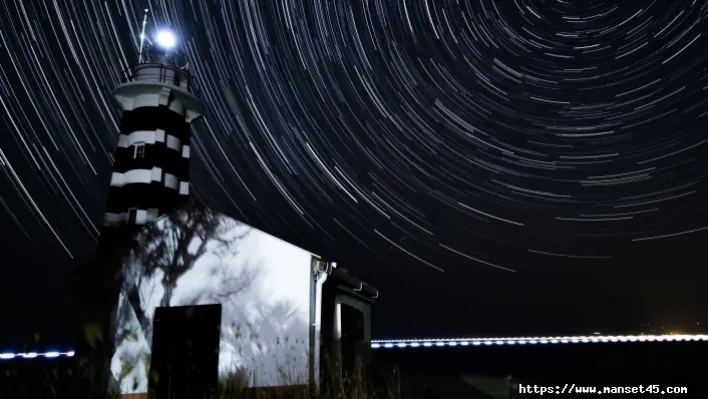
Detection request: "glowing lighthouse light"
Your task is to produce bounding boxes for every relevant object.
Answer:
[155,30,176,49]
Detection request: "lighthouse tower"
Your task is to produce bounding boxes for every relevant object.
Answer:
[103,33,203,235]
[74,16,203,396]
[95,24,204,262]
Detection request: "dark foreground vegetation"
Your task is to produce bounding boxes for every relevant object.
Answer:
[3,339,707,398]
[1,356,472,399]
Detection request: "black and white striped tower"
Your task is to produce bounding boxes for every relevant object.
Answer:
[74,18,203,396]
[103,32,203,236]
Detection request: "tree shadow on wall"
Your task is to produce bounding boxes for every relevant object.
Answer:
[220,299,311,390]
[112,202,257,393]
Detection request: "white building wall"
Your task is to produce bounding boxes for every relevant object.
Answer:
[110,209,316,394]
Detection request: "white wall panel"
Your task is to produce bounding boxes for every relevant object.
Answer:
[111,208,315,394]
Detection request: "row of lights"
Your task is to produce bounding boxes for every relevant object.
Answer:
[0,351,74,360]
[371,334,708,349]
[3,334,707,358]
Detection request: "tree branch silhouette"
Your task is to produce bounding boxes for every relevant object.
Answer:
[117,202,251,346]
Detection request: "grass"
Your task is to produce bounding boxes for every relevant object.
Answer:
[123,354,406,398]
[2,357,406,398]
[216,355,405,399]
[2,332,407,398]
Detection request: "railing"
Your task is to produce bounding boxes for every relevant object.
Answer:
[120,63,201,97]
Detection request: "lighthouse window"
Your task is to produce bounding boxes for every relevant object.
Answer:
[133,142,146,159]
[128,208,138,224]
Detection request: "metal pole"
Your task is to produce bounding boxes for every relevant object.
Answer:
[138,9,148,63]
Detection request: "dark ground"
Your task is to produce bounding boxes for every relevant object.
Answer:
[2,341,705,398]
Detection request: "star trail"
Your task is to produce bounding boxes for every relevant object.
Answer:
[2,0,708,341]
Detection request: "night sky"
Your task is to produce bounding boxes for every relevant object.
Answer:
[2,1,708,352]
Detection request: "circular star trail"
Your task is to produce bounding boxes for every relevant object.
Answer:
[2,0,708,275]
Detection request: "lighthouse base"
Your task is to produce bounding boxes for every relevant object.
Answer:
[72,228,138,398]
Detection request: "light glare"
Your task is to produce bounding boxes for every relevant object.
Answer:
[155,30,176,49]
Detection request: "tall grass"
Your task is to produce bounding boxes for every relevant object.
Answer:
[4,333,405,398]
[3,359,406,398]
[216,355,404,399]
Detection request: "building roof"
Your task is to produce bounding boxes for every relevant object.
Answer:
[327,267,379,301]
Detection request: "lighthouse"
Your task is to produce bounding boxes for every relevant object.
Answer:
[73,15,204,396]
[104,30,203,234]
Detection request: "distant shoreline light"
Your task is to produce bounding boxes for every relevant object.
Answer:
[371,334,708,349]
[3,334,707,358]
[0,351,74,360]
